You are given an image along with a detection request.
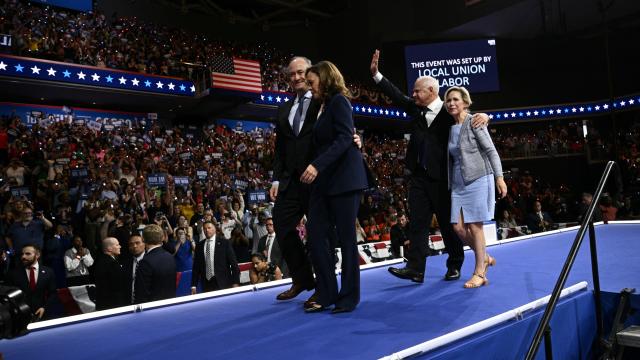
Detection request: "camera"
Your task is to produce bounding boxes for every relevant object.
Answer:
[0,286,31,339]
[155,211,164,220]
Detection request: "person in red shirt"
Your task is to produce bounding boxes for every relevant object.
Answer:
[0,123,9,165]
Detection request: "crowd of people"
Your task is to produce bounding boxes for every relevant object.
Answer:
[0,103,639,319]
[492,122,585,159]
[0,0,389,105]
[1,0,294,90]
[2,0,640,319]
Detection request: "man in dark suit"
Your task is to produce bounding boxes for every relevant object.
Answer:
[270,56,320,302]
[271,56,362,303]
[93,237,126,310]
[191,221,240,294]
[122,234,145,304]
[390,212,410,259]
[526,200,554,233]
[134,224,176,303]
[257,217,289,277]
[5,244,58,320]
[370,50,488,283]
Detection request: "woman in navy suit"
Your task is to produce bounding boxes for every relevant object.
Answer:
[300,61,370,313]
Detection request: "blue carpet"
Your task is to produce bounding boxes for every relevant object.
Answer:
[2,223,639,359]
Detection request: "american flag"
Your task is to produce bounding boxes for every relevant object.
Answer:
[210,57,262,93]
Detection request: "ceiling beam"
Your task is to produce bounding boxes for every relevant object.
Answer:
[256,0,333,18]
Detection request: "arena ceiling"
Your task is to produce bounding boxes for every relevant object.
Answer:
[152,0,349,30]
[149,0,640,39]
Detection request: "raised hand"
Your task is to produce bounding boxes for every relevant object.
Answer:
[370,49,380,76]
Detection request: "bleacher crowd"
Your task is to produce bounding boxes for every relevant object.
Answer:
[1,0,640,321]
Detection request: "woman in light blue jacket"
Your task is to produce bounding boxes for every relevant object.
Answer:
[445,86,508,288]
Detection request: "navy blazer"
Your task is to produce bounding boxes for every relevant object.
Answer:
[192,236,240,290]
[311,94,368,196]
[134,246,177,304]
[5,263,57,316]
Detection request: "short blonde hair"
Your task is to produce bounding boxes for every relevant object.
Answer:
[142,224,164,245]
[444,86,473,108]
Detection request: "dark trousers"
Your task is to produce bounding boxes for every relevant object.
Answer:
[202,276,220,292]
[66,275,92,287]
[272,178,315,290]
[307,190,361,310]
[406,173,464,273]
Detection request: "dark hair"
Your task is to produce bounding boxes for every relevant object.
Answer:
[305,61,351,101]
[22,243,41,254]
[251,253,266,262]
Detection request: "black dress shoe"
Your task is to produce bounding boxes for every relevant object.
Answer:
[444,268,461,281]
[388,266,424,283]
[304,301,329,313]
[331,306,354,314]
[303,292,319,308]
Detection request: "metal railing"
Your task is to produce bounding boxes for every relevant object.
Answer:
[525,160,617,359]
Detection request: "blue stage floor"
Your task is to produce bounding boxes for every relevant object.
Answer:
[2,223,639,359]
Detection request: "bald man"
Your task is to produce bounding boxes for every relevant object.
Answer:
[93,237,126,310]
[370,50,489,283]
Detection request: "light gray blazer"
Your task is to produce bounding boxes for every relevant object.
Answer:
[448,114,503,188]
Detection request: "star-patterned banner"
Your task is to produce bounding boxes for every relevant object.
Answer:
[255,91,640,122]
[484,97,639,121]
[253,91,409,121]
[0,54,196,97]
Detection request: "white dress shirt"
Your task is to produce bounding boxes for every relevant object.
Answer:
[288,90,312,129]
[131,252,145,302]
[25,261,40,283]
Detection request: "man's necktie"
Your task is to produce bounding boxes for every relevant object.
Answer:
[205,240,214,281]
[418,108,429,170]
[132,258,138,302]
[266,235,273,251]
[29,266,36,291]
[265,235,273,259]
[292,97,305,136]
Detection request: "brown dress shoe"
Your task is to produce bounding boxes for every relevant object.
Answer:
[276,284,305,301]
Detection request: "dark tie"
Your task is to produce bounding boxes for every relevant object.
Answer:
[29,266,36,290]
[205,240,214,281]
[265,235,273,258]
[292,97,305,136]
[423,108,432,125]
[132,258,138,302]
